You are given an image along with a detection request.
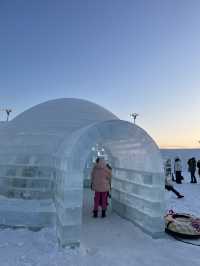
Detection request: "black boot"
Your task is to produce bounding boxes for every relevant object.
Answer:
[93,210,98,218]
[102,210,106,218]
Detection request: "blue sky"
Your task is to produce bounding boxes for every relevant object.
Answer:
[0,0,200,147]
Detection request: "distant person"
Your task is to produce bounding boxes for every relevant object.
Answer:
[164,158,176,181]
[197,160,200,178]
[164,159,172,177]
[91,158,112,218]
[174,157,182,184]
[187,157,197,183]
[165,174,184,199]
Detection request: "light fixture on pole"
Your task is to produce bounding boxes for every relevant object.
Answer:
[5,109,12,121]
[130,113,139,124]
[0,108,12,122]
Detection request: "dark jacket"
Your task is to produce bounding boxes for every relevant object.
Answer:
[187,158,196,172]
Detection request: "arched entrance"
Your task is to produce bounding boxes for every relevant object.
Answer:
[55,120,165,247]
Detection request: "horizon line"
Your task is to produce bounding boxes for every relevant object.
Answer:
[160,146,200,149]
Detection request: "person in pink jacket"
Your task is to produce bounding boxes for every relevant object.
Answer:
[91,158,112,218]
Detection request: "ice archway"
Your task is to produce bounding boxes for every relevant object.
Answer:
[0,98,164,247]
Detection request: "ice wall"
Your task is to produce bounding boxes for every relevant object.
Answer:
[0,149,56,227]
[104,135,165,237]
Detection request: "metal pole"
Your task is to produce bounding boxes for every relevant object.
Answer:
[130,113,139,124]
[0,109,12,121]
[5,109,12,121]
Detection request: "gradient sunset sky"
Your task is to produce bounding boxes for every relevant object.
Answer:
[0,0,200,148]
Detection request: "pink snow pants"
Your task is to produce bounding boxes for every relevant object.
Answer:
[93,191,108,211]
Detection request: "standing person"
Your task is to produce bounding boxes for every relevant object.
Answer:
[187,157,197,183]
[164,159,172,179]
[174,157,182,184]
[165,174,184,198]
[197,160,200,178]
[91,158,112,218]
[164,159,172,176]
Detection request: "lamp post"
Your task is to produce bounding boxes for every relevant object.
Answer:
[130,113,139,124]
[5,109,12,121]
[0,108,12,121]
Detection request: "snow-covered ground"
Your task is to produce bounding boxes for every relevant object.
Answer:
[0,185,200,266]
[0,150,200,266]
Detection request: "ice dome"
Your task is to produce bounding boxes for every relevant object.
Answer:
[0,98,118,152]
[0,98,164,247]
[10,98,118,132]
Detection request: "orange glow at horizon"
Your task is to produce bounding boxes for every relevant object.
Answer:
[150,127,200,149]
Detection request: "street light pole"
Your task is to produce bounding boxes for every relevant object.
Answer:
[0,108,12,122]
[130,113,139,124]
[6,109,12,121]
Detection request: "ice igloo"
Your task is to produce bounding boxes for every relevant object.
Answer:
[0,98,165,247]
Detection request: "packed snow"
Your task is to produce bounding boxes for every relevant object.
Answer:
[0,149,200,266]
